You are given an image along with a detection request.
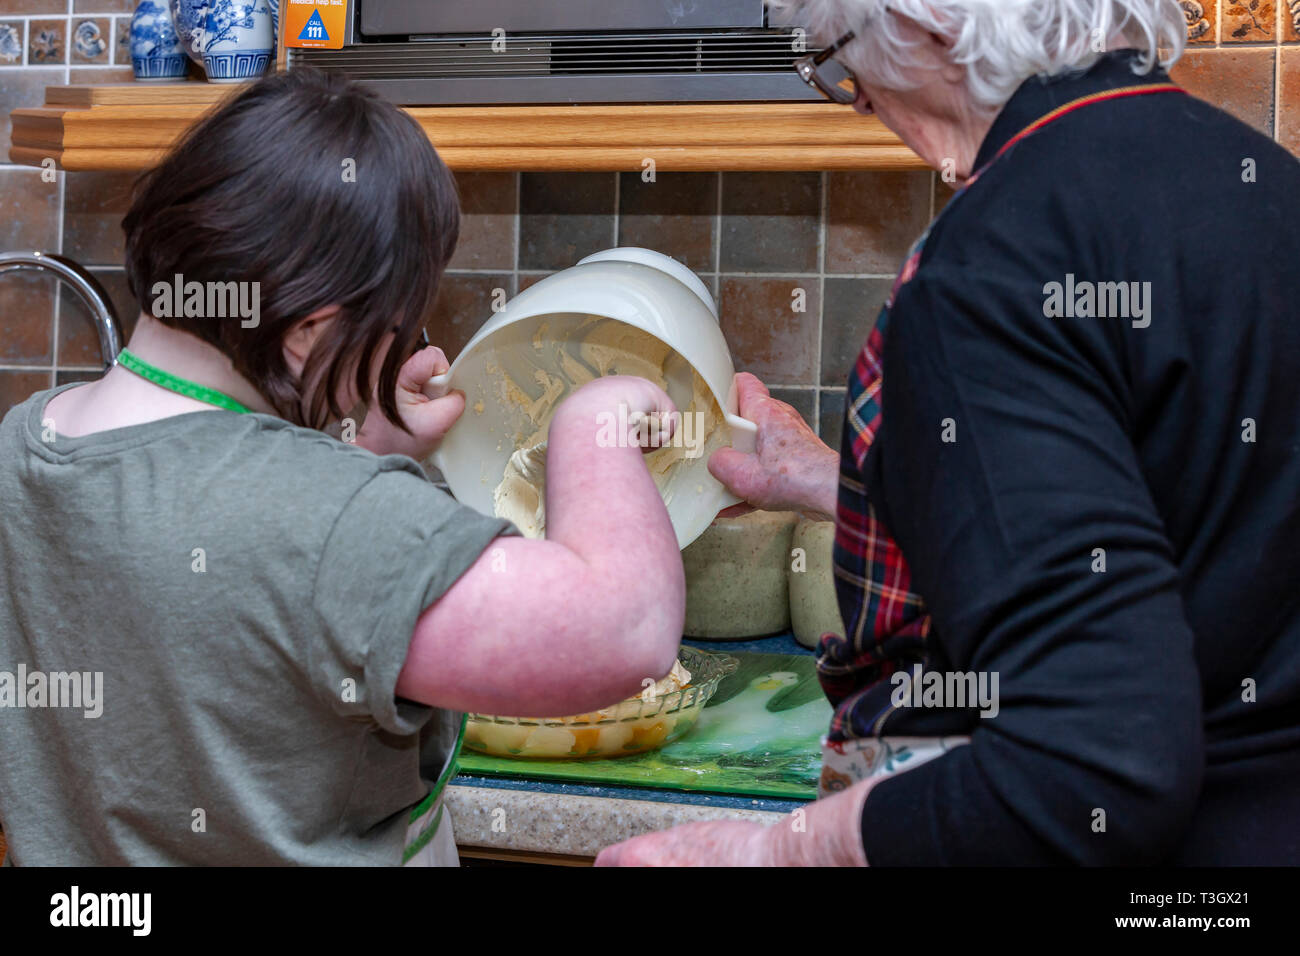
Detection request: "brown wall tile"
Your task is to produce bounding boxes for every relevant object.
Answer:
[1280,48,1300,154]
[719,172,820,273]
[90,267,141,336]
[826,171,932,275]
[1223,1,1277,41]
[768,386,816,430]
[519,172,615,271]
[617,171,718,272]
[818,387,845,445]
[516,272,550,294]
[57,269,137,367]
[75,0,137,12]
[1287,3,1300,40]
[70,18,111,64]
[430,273,513,361]
[718,276,819,385]
[0,166,60,250]
[821,277,890,386]
[1182,0,1218,43]
[69,65,133,83]
[29,18,67,65]
[63,170,135,266]
[933,176,955,219]
[448,171,517,271]
[0,370,50,419]
[0,271,56,365]
[7,1,68,12]
[1171,48,1276,135]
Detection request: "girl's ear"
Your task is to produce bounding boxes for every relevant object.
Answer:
[282,304,343,378]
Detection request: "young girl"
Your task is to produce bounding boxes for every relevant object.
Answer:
[0,69,684,866]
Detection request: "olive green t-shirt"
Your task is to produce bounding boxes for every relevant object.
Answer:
[0,385,514,865]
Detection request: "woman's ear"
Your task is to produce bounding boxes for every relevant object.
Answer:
[282,304,343,379]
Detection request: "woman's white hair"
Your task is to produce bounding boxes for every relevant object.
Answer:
[768,0,1188,110]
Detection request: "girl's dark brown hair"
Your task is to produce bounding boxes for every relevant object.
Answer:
[122,67,460,431]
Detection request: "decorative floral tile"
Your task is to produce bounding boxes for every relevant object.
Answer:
[1179,0,1217,43]
[29,18,65,64]
[1224,0,1276,41]
[114,15,132,65]
[0,21,24,64]
[71,18,110,64]
[1285,1,1300,40]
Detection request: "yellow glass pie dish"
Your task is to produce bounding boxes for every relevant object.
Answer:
[463,646,738,760]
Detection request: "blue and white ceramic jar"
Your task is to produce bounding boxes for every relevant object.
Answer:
[169,0,212,65]
[202,0,274,83]
[130,0,188,81]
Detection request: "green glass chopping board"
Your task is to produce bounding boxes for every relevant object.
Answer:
[457,651,829,800]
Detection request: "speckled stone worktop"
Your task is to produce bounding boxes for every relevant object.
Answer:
[447,776,804,859]
[449,635,815,861]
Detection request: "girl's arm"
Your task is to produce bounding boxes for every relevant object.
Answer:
[395,375,685,717]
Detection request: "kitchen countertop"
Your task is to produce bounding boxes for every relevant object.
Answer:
[449,635,817,863]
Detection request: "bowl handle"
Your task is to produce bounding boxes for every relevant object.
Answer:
[423,372,453,472]
[423,371,452,400]
[725,412,758,455]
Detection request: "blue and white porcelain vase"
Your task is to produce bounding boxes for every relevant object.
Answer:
[169,0,212,65]
[202,0,274,83]
[130,0,188,81]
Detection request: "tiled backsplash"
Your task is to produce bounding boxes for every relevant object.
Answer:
[2,2,1298,436]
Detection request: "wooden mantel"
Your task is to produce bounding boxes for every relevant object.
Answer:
[8,82,925,173]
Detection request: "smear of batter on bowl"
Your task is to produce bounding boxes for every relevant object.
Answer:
[491,316,725,540]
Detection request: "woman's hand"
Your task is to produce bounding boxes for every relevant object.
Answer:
[355,344,464,461]
[708,373,840,521]
[593,820,774,867]
[595,780,876,867]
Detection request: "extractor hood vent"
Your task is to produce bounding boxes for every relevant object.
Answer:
[288,30,821,104]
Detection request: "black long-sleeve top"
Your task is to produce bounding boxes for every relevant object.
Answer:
[856,51,1300,865]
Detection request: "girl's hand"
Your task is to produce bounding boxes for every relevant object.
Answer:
[356,344,465,461]
[708,373,840,521]
[553,375,679,451]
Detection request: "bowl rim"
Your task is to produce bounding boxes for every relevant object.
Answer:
[467,646,739,728]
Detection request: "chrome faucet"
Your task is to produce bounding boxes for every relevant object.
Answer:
[0,250,123,370]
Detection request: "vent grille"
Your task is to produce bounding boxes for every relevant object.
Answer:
[292,30,812,79]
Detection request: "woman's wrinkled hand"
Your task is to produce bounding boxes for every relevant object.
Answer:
[594,820,775,867]
[355,344,465,461]
[708,372,840,521]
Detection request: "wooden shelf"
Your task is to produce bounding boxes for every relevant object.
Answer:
[8,82,926,172]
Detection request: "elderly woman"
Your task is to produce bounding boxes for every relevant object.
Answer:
[598,0,1300,866]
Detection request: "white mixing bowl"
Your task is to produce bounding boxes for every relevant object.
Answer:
[425,247,757,549]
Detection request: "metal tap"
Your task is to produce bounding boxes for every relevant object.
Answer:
[0,250,123,370]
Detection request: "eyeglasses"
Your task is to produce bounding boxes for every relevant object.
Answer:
[794,31,860,105]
